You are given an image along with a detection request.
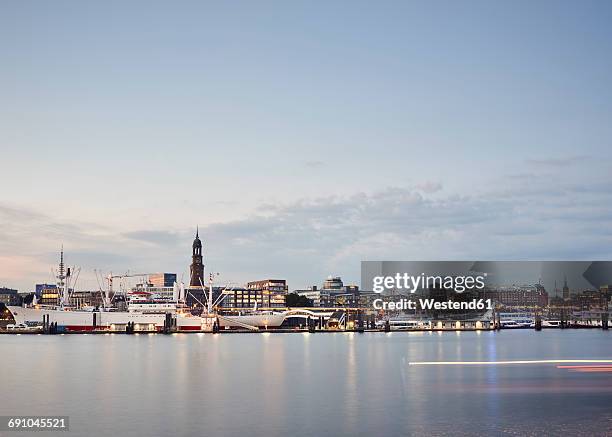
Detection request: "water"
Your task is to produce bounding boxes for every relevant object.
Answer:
[1,330,612,436]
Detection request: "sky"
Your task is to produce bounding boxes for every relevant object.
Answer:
[1,0,612,292]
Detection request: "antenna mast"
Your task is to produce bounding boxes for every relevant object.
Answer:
[58,246,69,308]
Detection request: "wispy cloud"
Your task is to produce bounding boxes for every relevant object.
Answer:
[304,160,325,168]
[526,155,590,167]
[415,181,443,194]
[0,204,177,290]
[123,230,182,247]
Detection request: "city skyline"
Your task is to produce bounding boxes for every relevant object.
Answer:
[1,230,607,297]
[2,1,612,291]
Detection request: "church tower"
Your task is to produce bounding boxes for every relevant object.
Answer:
[190,227,205,287]
[562,275,570,300]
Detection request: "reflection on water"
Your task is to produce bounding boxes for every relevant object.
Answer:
[1,331,612,436]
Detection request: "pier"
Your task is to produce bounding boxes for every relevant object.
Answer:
[3,303,612,335]
[3,315,611,334]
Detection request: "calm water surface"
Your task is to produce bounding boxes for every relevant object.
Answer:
[2,330,612,436]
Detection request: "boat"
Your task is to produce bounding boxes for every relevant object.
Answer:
[218,311,287,330]
[214,299,294,330]
[7,305,215,332]
[498,312,534,329]
[7,295,216,333]
[499,319,532,329]
[376,316,433,331]
[6,250,216,333]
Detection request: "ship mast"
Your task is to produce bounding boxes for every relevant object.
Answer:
[58,246,69,308]
[198,272,219,314]
[53,246,81,309]
[208,273,214,314]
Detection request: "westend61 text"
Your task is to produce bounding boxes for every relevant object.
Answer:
[372,298,493,311]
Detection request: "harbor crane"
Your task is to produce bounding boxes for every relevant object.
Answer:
[106,272,155,294]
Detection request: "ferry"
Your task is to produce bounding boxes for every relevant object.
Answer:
[376,317,433,331]
[498,312,534,329]
[499,319,533,329]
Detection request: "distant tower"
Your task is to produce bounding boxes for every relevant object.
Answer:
[57,246,66,291]
[190,227,205,287]
[562,275,570,300]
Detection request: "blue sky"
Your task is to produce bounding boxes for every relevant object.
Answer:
[1,1,612,292]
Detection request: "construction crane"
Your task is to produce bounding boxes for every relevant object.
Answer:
[106,272,155,294]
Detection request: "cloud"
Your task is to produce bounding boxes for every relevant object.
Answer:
[0,203,103,254]
[190,176,612,288]
[526,155,590,167]
[304,160,325,168]
[0,255,50,283]
[415,182,443,194]
[0,203,176,290]
[123,230,182,247]
[2,166,612,292]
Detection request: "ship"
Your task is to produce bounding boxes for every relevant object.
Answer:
[6,249,217,332]
[6,248,300,332]
[7,304,216,332]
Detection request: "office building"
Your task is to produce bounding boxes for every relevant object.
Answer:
[0,287,20,306]
[246,279,288,308]
[35,283,56,299]
[295,277,363,307]
[40,285,62,306]
[149,273,177,288]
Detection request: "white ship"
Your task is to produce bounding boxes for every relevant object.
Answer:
[375,316,433,331]
[6,249,305,332]
[217,309,288,330]
[7,305,215,332]
[6,250,216,332]
[498,312,535,329]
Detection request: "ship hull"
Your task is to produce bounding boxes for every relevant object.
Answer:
[7,306,215,333]
[218,313,287,329]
